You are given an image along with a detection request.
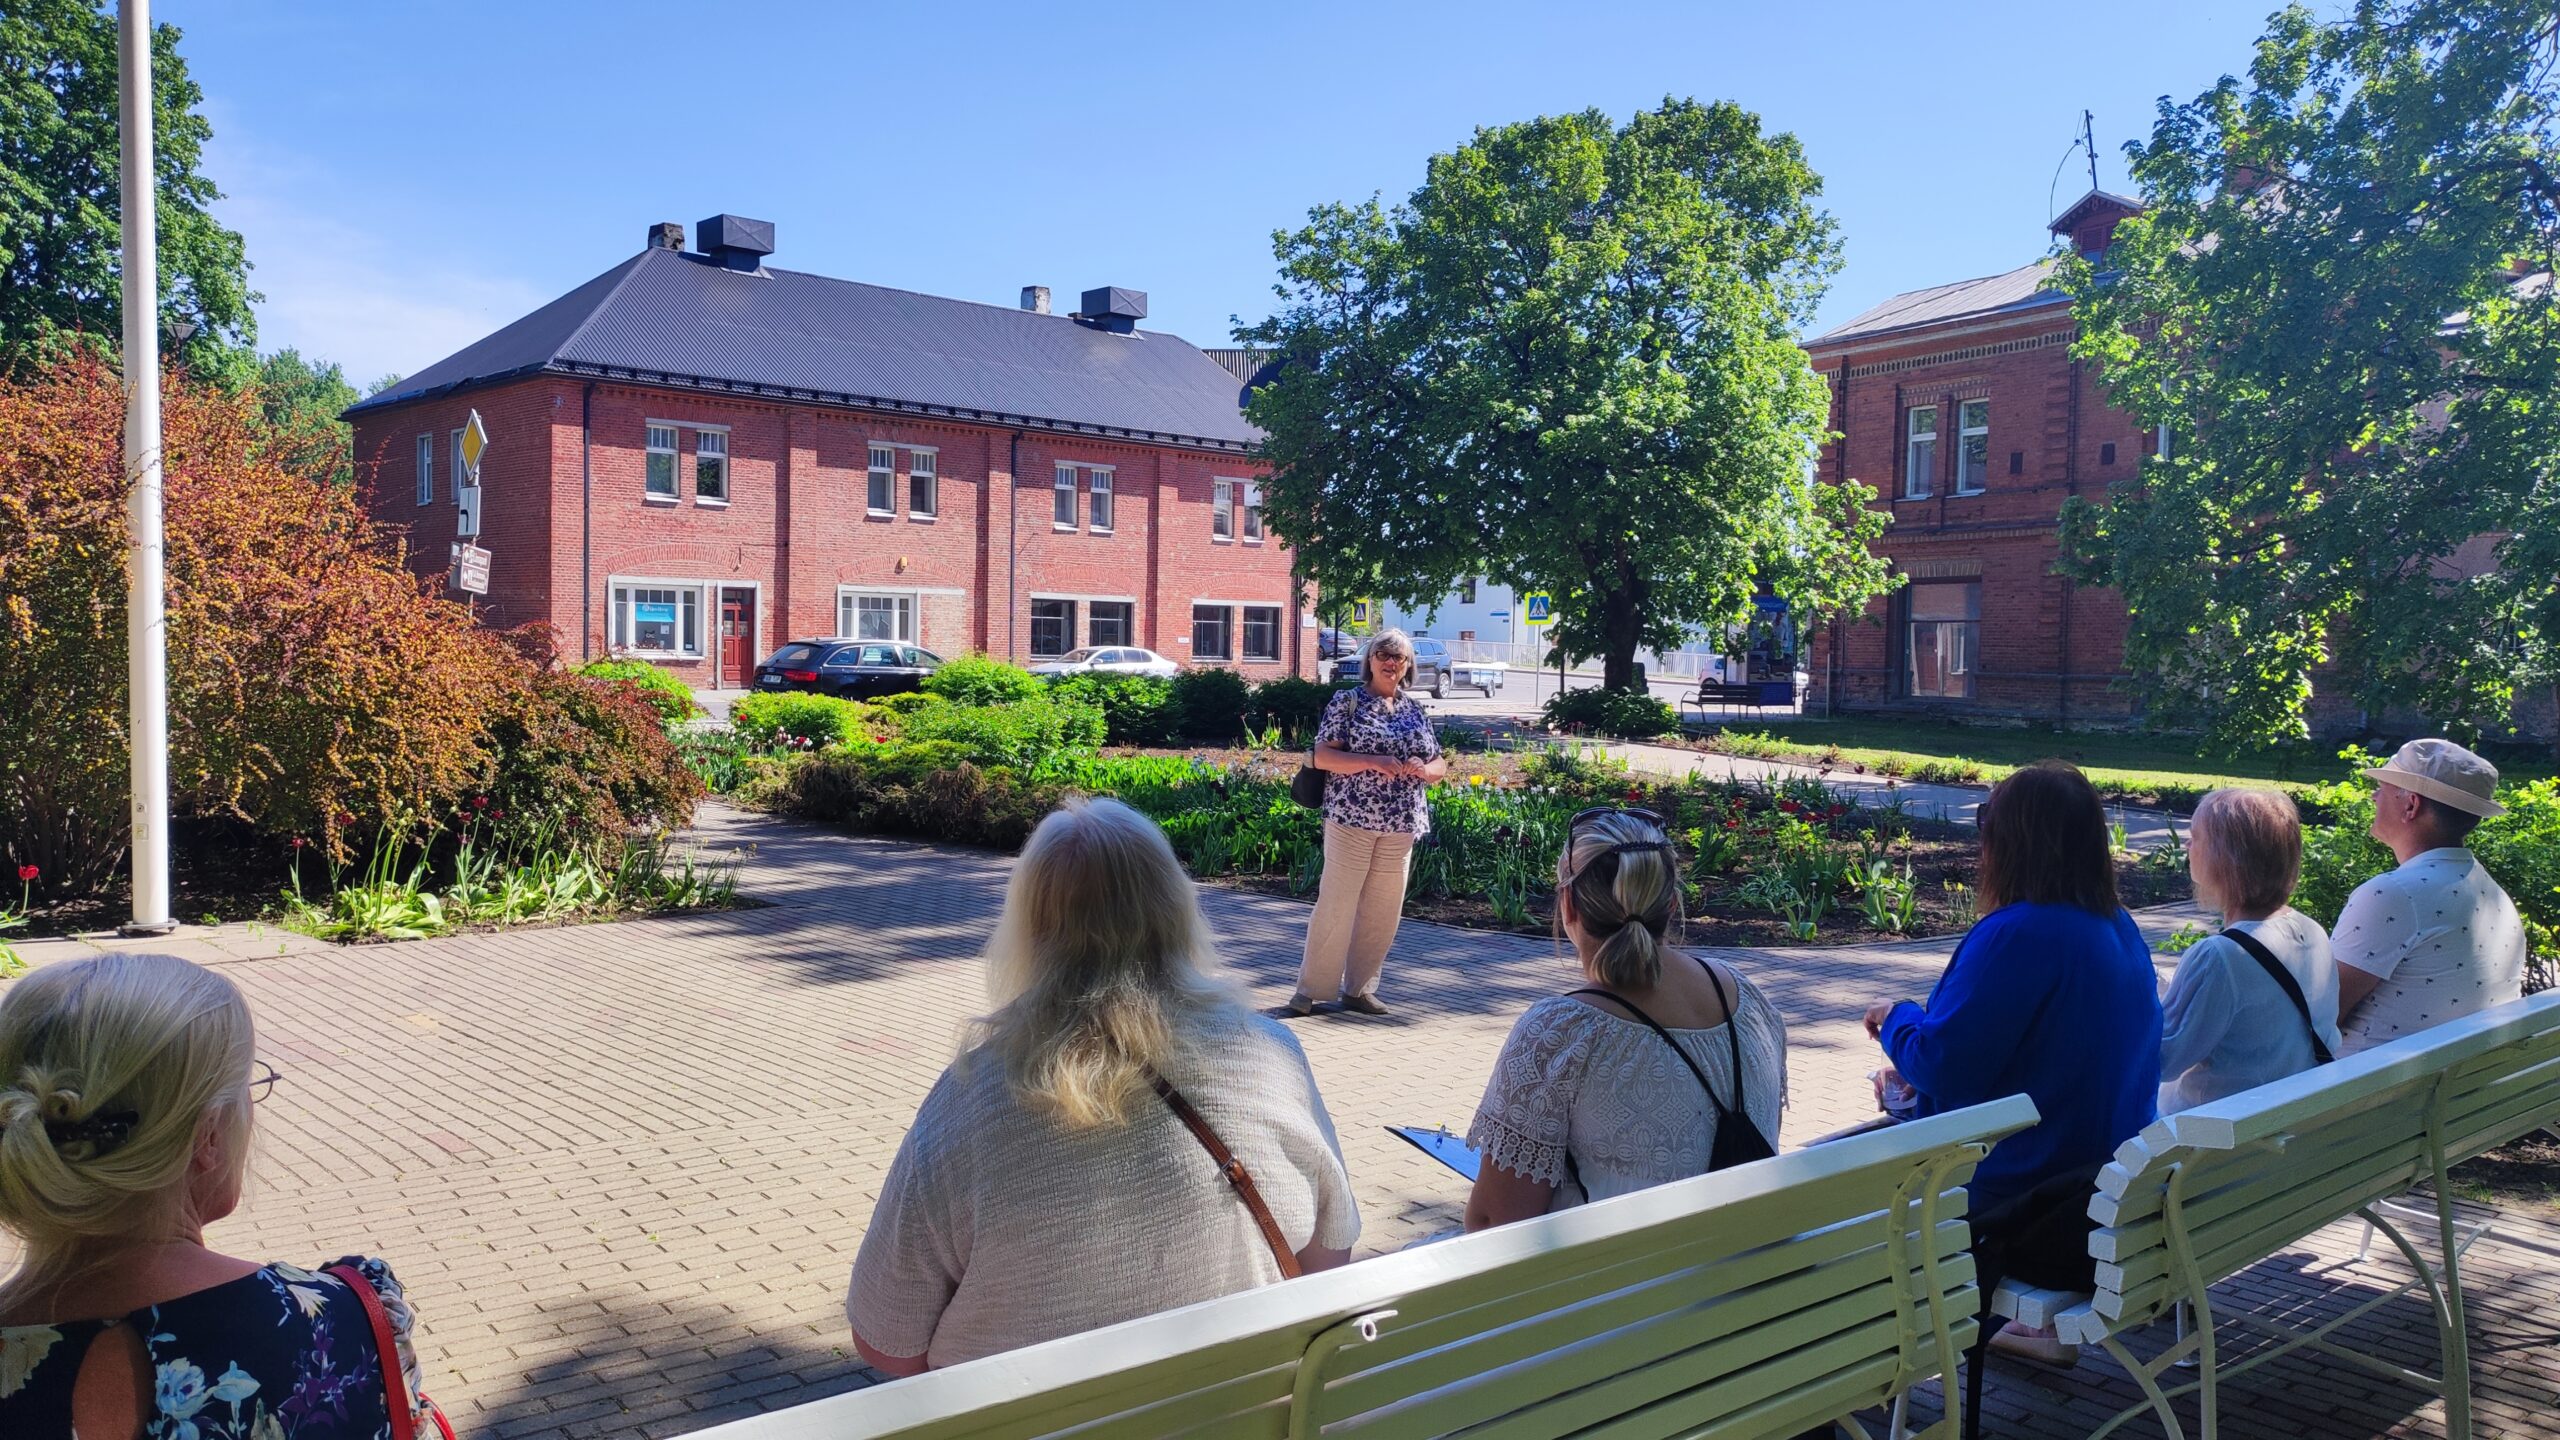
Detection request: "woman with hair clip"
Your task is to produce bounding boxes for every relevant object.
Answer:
[1463,809,1788,1231]
[846,799,1359,1373]
[0,953,448,1439]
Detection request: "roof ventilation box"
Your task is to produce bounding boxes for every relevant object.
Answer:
[1077,286,1147,334]
[697,214,776,272]
[647,221,684,251]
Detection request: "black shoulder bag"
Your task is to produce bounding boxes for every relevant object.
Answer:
[1566,956,1777,1179]
[2219,926,2335,1065]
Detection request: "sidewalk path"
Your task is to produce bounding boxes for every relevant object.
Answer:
[4,808,2543,1440]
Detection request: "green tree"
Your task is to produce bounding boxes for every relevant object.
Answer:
[252,347,358,485]
[1241,99,1892,690]
[2059,0,2560,751]
[0,0,254,371]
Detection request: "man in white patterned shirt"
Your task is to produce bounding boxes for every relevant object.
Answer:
[2333,739,2527,1055]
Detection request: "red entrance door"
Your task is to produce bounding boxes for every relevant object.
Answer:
[719,589,754,688]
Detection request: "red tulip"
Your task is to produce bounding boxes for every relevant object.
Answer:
[471,795,489,810]
[15,864,36,883]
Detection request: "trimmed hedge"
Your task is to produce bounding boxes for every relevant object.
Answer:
[922,653,1045,707]
[731,692,880,747]
[1172,668,1255,741]
[575,659,702,723]
[897,694,1105,770]
[1049,672,1179,745]
[1541,686,1679,739]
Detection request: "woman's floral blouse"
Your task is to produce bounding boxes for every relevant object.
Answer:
[1314,686,1441,835]
[0,1256,439,1439]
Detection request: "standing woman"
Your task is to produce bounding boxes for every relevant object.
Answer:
[1292,629,1447,1017]
[0,953,447,1438]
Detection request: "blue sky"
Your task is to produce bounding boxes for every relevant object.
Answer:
[162,0,2287,385]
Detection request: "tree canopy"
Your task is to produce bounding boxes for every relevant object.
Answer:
[2058,0,2560,749]
[0,0,253,371]
[1241,98,1892,688]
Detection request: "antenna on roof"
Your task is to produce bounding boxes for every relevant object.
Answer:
[2083,110,2100,193]
[2048,112,2103,224]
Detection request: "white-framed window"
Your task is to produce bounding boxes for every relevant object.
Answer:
[1089,467,1114,532]
[1903,580,1979,699]
[908,448,937,519]
[646,424,679,500]
[1053,463,1077,529]
[1241,482,1264,542]
[2156,422,2176,460]
[1089,600,1133,647]
[1030,598,1075,658]
[1903,406,1937,500]
[1955,401,1988,495]
[1212,478,1235,541]
[695,428,729,503]
[868,444,896,515]
[837,589,917,643]
[1241,605,1281,661]
[415,435,433,506]
[610,582,703,657]
[1192,603,1232,660]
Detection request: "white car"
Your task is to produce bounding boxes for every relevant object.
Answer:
[1027,646,1181,679]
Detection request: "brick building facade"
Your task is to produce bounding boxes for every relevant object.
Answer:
[1804,192,2153,725]
[349,218,1309,686]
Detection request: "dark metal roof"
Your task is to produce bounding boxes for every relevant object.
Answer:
[349,249,1261,451]
[1807,259,2065,346]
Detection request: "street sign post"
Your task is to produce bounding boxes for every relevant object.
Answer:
[450,543,491,596]
[457,408,487,540]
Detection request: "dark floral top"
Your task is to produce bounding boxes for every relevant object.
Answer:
[0,1256,437,1440]
[1314,686,1441,835]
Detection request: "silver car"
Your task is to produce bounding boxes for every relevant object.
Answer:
[1026,646,1182,680]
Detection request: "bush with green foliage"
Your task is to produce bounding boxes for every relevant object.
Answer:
[897,695,1105,771]
[777,751,1065,851]
[1172,667,1255,741]
[1540,686,1679,739]
[479,655,704,850]
[871,691,948,715]
[576,659,701,723]
[1049,672,1178,745]
[922,653,1045,707]
[1250,677,1349,746]
[730,692,879,748]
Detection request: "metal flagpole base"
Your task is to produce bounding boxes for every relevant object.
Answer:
[116,918,180,938]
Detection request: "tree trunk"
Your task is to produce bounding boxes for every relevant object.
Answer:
[1599,591,1644,691]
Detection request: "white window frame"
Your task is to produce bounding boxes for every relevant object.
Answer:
[608,577,709,659]
[1191,602,1233,661]
[1088,466,1114,533]
[694,426,730,506]
[836,587,919,644]
[867,444,897,517]
[1212,478,1236,541]
[415,434,433,506]
[1241,482,1264,543]
[1053,463,1078,530]
[1954,401,1988,495]
[1903,406,1938,500]
[645,423,681,502]
[1240,604,1281,661]
[907,447,937,520]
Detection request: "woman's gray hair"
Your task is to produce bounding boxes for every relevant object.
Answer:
[1364,628,1416,687]
[968,798,1246,1129]
[2190,787,2303,916]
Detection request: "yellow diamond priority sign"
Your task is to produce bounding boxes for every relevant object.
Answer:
[459,409,489,480]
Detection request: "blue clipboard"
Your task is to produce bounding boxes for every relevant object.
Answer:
[1388,1124,1481,1181]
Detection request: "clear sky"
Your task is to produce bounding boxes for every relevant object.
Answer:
[158,0,2291,386]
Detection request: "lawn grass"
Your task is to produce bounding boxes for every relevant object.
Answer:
[1693,716,2555,812]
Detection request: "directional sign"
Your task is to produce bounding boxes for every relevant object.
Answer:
[449,542,491,596]
[458,409,489,481]
[1523,592,1554,626]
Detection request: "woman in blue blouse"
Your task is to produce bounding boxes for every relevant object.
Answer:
[0,954,445,1439]
[1290,629,1446,1017]
[1863,761,2161,1365]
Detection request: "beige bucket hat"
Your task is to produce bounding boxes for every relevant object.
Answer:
[2363,738,2505,818]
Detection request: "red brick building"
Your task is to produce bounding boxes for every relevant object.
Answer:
[1803,191,2154,725]
[349,216,1309,686]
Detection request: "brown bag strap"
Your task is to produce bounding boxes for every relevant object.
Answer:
[1147,1069,1304,1280]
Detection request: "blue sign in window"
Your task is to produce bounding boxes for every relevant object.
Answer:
[635,602,677,625]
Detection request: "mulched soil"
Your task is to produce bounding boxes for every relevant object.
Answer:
[2451,1129,2560,1214]
[14,818,290,940]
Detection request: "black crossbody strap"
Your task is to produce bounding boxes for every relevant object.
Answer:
[1566,965,1743,1120]
[2219,927,2335,1065]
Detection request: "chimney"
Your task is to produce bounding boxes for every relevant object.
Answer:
[1020,285,1051,315]
[695,213,776,273]
[1074,286,1148,335]
[647,221,684,251]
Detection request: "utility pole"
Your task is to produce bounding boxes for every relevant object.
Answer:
[119,0,174,936]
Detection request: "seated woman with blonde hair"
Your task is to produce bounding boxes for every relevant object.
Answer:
[846,799,1360,1374]
[2158,787,2341,1113]
[0,953,446,1438]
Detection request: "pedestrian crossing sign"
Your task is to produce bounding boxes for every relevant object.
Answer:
[1524,592,1553,625]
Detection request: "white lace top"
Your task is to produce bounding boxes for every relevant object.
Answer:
[1467,969,1788,1210]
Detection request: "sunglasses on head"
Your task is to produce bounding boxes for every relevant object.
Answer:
[1561,807,1675,884]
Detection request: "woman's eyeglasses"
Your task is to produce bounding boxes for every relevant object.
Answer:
[249,1060,283,1105]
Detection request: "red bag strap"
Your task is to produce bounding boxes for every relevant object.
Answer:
[327,1263,449,1440]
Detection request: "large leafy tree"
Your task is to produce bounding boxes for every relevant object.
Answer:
[1242,99,1892,689]
[0,0,253,371]
[2059,0,2560,751]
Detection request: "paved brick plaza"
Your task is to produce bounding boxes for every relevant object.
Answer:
[8,806,2555,1438]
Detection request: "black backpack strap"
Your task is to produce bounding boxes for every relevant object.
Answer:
[1566,980,1736,1118]
[2219,926,2335,1065]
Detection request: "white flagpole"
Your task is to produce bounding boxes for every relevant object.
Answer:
[119,0,174,935]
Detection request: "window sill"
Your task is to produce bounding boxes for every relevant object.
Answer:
[866,509,897,521]
[1952,487,1985,498]
[909,514,938,524]
[695,497,730,508]
[1053,524,1078,533]
[622,651,701,662]
[1091,526,1114,536]
[644,494,681,506]
[1211,536,1234,545]
[1895,494,1934,504]
[1243,538,1265,546]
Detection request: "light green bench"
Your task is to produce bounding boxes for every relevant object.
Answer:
[1992,989,2560,1440]
[695,1096,2038,1440]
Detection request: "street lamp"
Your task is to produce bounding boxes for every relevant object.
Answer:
[117,0,174,936]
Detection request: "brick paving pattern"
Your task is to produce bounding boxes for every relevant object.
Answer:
[7,804,2553,1438]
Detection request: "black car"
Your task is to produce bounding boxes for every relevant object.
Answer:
[751,638,942,700]
[1328,636,1453,697]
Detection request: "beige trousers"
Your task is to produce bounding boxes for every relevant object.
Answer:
[1296,820,1417,1001]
